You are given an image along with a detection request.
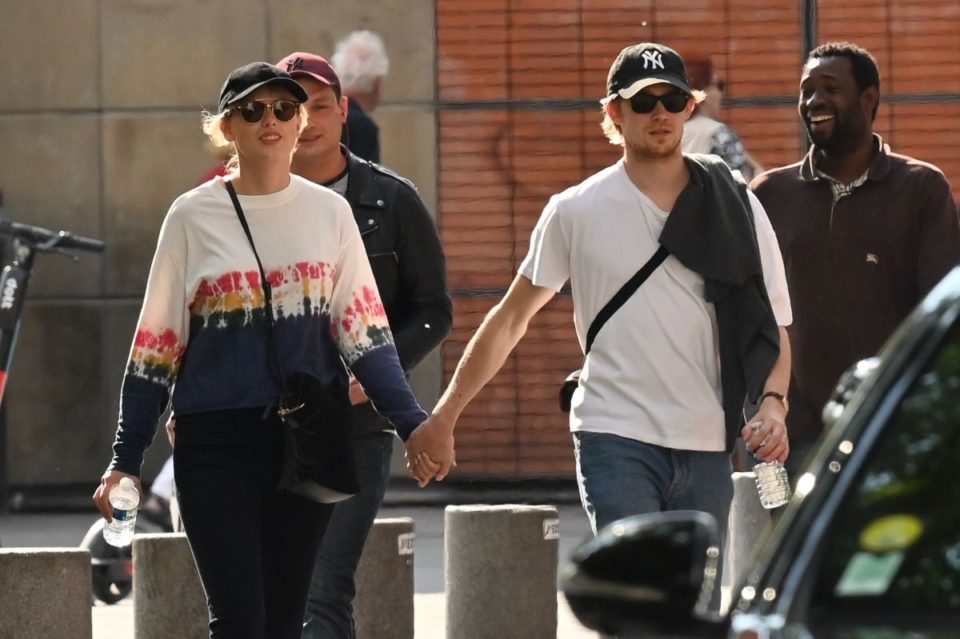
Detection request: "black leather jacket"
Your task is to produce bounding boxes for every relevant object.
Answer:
[343,150,453,436]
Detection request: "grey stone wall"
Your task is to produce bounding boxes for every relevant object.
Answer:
[0,0,437,487]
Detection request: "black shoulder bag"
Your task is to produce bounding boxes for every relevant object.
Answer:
[225,180,359,503]
[559,244,669,412]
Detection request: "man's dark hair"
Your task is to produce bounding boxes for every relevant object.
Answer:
[809,42,880,118]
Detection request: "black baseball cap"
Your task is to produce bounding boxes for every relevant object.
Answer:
[217,62,309,113]
[605,43,693,102]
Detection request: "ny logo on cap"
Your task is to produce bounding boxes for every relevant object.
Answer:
[641,50,665,70]
[286,57,306,72]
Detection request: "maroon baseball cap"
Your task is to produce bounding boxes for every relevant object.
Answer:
[276,52,341,95]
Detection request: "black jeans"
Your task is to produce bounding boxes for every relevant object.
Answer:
[302,431,394,639]
[174,407,334,639]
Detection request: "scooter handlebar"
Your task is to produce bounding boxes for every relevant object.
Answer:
[0,220,105,253]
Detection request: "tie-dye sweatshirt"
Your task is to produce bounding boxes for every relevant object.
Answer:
[109,175,427,475]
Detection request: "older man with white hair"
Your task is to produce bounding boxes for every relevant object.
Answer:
[331,30,390,163]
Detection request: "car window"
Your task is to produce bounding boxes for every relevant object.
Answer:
[807,325,960,627]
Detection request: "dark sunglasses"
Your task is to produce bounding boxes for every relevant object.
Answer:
[232,99,300,123]
[628,92,689,114]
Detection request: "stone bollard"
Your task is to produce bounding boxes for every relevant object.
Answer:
[725,472,772,590]
[133,532,208,639]
[354,517,415,639]
[445,505,559,639]
[0,548,91,639]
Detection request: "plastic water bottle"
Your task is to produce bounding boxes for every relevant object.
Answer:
[753,459,791,509]
[103,476,139,547]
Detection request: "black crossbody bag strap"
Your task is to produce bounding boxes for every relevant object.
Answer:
[224,180,290,397]
[584,244,669,354]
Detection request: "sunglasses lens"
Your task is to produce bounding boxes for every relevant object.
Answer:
[662,94,688,113]
[273,101,298,122]
[630,94,658,114]
[235,100,299,123]
[238,102,266,123]
[630,93,688,114]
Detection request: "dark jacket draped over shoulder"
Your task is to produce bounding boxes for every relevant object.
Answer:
[660,154,780,451]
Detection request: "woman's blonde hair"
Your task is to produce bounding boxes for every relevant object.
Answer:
[200,103,309,174]
[201,110,239,174]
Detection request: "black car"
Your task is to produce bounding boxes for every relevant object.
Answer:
[561,269,960,638]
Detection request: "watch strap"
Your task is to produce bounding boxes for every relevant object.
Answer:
[761,390,788,411]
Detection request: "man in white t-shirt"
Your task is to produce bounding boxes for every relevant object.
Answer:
[407,43,792,567]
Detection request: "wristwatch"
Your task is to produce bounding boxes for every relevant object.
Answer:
[761,390,789,414]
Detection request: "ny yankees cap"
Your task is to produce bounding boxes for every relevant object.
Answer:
[605,43,694,102]
[276,52,342,95]
[217,62,308,113]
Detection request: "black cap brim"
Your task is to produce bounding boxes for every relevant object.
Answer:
[220,77,308,112]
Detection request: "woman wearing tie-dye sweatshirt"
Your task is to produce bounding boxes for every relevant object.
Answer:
[93,62,427,639]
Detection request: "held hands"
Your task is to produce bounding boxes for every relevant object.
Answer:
[741,400,789,464]
[405,413,456,487]
[92,470,143,523]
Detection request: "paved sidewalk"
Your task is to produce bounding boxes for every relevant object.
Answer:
[90,592,595,639]
[0,503,598,638]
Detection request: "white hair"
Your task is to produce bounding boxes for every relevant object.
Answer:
[331,30,390,93]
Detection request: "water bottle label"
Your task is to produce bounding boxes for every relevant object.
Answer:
[754,461,791,509]
[112,507,133,522]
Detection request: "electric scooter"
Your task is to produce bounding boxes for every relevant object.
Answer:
[0,216,105,505]
[0,219,105,403]
[0,216,140,603]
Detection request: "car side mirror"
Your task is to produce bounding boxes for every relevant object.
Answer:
[560,510,725,637]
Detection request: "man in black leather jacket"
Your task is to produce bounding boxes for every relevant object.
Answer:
[276,51,452,639]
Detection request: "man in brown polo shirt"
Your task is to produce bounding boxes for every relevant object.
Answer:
[752,41,960,476]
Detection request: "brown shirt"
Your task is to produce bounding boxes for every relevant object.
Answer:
[751,135,960,443]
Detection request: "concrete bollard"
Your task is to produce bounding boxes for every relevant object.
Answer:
[354,517,415,639]
[445,504,559,639]
[0,548,91,639]
[725,472,772,590]
[133,532,208,639]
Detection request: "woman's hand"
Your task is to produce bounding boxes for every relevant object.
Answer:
[92,470,143,522]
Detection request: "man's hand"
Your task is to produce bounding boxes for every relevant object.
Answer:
[741,400,789,464]
[92,470,143,522]
[348,378,369,406]
[405,414,456,486]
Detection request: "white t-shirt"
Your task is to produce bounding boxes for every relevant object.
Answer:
[518,159,792,451]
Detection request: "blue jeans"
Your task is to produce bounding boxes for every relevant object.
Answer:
[574,431,734,534]
[302,431,394,639]
[573,431,733,621]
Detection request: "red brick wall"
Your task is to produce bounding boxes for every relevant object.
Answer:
[436,0,960,477]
